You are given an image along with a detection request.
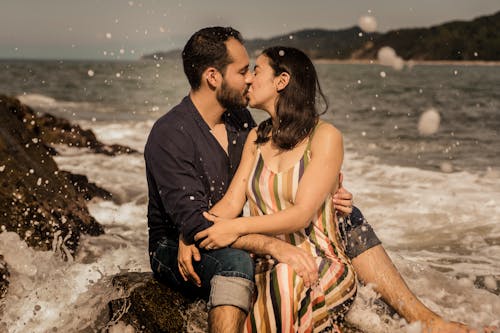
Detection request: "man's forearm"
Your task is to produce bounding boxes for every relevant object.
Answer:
[232,233,320,287]
[230,234,281,256]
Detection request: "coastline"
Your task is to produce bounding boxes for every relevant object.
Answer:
[1,57,499,66]
[313,58,500,66]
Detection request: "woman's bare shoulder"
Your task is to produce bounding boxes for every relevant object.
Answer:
[314,121,342,143]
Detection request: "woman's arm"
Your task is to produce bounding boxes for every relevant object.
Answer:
[196,123,344,248]
[208,128,258,218]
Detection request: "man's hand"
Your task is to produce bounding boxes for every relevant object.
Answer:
[177,235,201,287]
[270,241,318,288]
[333,172,353,217]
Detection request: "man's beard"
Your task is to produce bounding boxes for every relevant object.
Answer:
[216,80,248,110]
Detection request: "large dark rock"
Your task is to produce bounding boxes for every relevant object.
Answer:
[32,112,138,156]
[109,272,194,333]
[108,272,367,333]
[60,171,113,201]
[0,95,105,254]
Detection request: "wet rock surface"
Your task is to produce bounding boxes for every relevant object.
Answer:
[0,256,9,301]
[108,272,193,333]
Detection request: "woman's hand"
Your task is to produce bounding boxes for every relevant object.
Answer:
[194,212,242,250]
[332,173,353,217]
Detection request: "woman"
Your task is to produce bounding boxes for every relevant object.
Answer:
[195,46,357,332]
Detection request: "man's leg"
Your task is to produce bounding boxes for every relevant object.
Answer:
[352,245,438,322]
[346,208,470,332]
[345,207,434,320]
[209,305,246,333]
[151,238,254,333]
[204,248,254,333]
[352,244,472,332]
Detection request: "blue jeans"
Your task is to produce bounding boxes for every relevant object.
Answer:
[150,237,255,313]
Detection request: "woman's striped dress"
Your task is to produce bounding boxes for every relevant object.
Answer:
[244,127,357,333]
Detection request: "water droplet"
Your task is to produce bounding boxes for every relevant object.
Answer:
[418,108,440,136]
[358,15,377,33]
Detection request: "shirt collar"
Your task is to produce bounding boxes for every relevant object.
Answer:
[183,95,238,134]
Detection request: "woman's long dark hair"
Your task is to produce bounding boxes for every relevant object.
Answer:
[255,46,328,150]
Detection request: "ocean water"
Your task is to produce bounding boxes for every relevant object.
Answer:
[0,59,499,332]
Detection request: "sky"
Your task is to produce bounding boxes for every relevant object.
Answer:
[0,0,499,60]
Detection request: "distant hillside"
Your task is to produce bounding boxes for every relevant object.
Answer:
[141,10,500,61]
[354,10,500,60]
[243,27,379,59]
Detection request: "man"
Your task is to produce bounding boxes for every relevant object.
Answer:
[145,26,472,333]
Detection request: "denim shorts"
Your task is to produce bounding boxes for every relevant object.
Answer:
[340,206,382,259]
[150,237,255,313]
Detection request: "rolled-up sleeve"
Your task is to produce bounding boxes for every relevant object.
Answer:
[339,206,382,259]
[145,126,213,244]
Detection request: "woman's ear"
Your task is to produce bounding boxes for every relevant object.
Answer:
[204,67,220,89]
[276,72,290,92]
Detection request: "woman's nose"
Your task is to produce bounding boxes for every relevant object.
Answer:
[245,71,254,83]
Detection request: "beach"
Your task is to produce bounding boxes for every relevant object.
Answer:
[0,59,499,332]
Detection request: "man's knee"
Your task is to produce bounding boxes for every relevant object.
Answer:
[206,248,255,313]
[217,248,254,279]
[344,206,382,259]
[349,206,365,228]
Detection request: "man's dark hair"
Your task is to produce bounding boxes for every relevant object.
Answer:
[182,27,243,90]
[255,46,328,150]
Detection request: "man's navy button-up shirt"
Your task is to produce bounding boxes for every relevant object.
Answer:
[144,96,256,253]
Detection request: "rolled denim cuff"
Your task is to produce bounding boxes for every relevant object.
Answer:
[208,275,255,313]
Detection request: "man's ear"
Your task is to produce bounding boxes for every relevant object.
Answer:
[276,72,290,92]
[204,67,221,89]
